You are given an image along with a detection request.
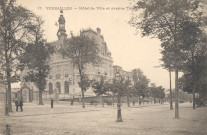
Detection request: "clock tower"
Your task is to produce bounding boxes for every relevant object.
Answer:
[57,10,67,39]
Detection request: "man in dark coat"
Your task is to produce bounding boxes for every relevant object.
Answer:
[15,98,19,112]
[51,98,53,108]
[19,98,23,112]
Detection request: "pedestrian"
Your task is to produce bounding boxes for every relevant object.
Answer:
[71,96,74,106]
[15,98,18,112]
[51,98,53,108]
[19,98,23,112]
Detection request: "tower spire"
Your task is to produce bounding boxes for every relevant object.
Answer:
[57,10,66,38]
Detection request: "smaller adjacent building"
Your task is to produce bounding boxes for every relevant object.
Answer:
[113,65,134,84]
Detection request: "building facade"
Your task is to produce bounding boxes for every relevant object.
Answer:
[20,11,113,102]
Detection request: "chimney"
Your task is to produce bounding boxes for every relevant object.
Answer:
[96,27,101,35]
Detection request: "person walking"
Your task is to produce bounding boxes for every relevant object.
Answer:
[19,98,23,112]
[15,98,19,112]
[51,98,53,108]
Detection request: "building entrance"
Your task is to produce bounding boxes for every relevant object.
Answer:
[20,87,33,102]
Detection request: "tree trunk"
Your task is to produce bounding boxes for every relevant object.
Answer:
[7,80,12,112]
[138,95,140,105]
[101,95,104,107]
[5,61,12,112]
[37,70,44,105]
[169,68,173,110]
[4,25,12,112]
[5,86,9,116]
[38,88,43,105]
[78,66,85,108]
[112,95,114,107]
[193,92,195,109]
[175,69,179,119]
[116,94,123,122]
[191,50,196,109]
[192,84,196,109]
[81,88,85,108]
[127,94,130,107]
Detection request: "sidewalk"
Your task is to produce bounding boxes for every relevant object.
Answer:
[0,101,174,119]
[1,102,100,118]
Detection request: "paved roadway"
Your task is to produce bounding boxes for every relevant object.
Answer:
[0,101,206,135]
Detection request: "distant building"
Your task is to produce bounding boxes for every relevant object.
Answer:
[113,65,133,83]
[20,11,113,102]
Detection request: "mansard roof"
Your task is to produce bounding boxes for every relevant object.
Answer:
[81,28,97,35]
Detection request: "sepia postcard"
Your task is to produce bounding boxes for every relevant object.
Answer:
[0,0,207,135]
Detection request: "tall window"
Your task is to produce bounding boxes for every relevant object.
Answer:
[56,82,61,94]
[64,81,69,94]
[56,66,60,75]
[49,83,53,94]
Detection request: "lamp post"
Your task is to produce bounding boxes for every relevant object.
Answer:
[115,72,123,122]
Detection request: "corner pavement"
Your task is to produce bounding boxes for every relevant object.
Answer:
[0,102,206,135]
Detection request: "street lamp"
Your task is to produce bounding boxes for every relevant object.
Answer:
[115,72,123,122]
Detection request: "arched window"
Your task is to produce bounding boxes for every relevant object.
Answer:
[64,81,69,94]
[56,82,61,94]
[49,83,53,94]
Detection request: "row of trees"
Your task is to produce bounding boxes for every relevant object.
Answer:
[129,0,207,118]
[91,69,166,108]
[166,90,193,103]
[178,55,207,107]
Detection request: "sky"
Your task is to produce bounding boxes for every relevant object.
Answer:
[15,0,179,90]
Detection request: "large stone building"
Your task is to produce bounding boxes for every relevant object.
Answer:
[20,11,113,102]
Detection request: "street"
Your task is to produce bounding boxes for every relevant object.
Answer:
[0,102,206,135]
